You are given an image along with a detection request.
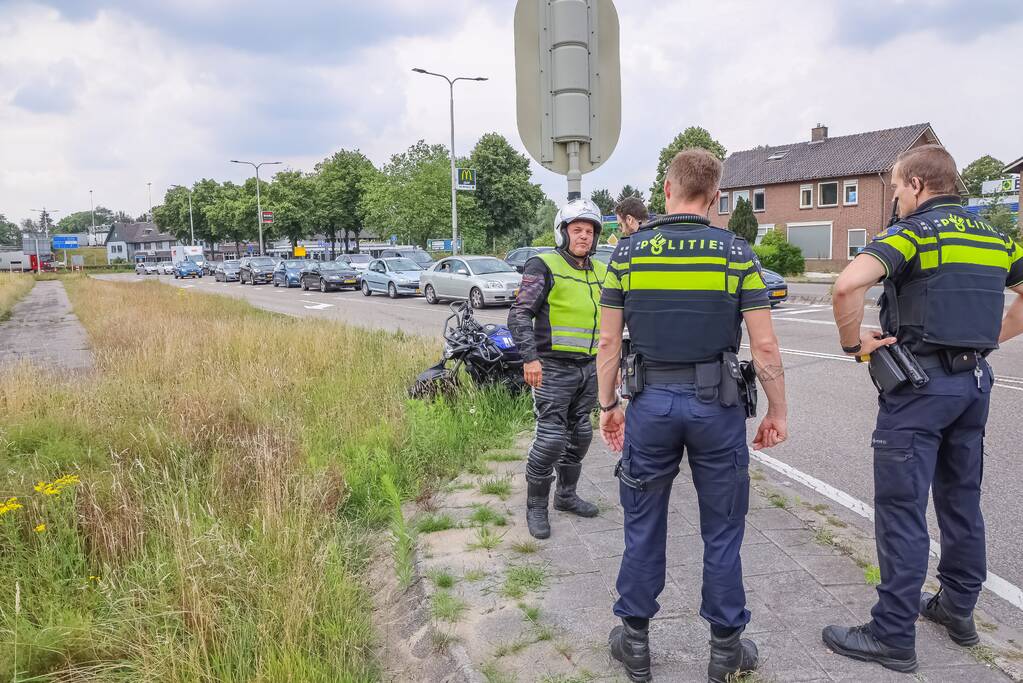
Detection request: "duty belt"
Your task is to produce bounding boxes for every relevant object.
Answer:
[643,365,696,384]
[614,460,676,492]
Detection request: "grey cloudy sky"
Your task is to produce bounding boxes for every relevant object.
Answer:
[1,0,1020,225]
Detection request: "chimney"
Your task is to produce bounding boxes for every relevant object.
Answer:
[811,123,829,143]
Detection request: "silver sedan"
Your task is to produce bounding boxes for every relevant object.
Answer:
[420,256,522,308]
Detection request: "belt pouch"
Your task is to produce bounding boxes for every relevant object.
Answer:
[695,361,721,404]
[718,353,741,407]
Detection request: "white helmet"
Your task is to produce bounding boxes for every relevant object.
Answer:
[553,198,603,254]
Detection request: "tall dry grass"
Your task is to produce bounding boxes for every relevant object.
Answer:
[0,273,33,320]
[0,278,530,681]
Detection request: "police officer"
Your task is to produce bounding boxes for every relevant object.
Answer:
[825,144,1023,673]
[508,198,608,539]
[615,196,648,238]
[597,149,789,682]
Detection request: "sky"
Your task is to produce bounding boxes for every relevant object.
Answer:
[1,0,1021,226]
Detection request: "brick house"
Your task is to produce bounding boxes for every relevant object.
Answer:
[718,123,965,271]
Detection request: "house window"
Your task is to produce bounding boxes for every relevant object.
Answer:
[755,224,774,245]
[719,193,730,214]
[767,150,789,161]
[800,185,813,209]
[733,190,750,209]
[818,182,839,207]
[844,180,859,205]
[848,229,867,259]
[753,189,766,212]
[787,223,832,260]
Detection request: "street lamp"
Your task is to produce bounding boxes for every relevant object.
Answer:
[170,185,195,245]
[230,159,282,256]
[147,182,153,223]
[89,189,95,236]
[28,208,60,273]
[412,68,487,255]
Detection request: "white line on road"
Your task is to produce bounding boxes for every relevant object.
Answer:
[750,448,1023,612]
[303,302,334,310]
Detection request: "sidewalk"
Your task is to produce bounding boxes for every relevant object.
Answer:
[408,436,1012,682]
[0,280,93,371]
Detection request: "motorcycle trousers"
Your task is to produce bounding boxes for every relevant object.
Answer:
[526,358,598,480]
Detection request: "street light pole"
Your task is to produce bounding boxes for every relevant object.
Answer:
[89,190,95,237]
[147,182,153,223]
[230,159,282,256]
[412,68,488,256]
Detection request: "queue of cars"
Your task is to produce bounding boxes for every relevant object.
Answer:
[142,247,790,308]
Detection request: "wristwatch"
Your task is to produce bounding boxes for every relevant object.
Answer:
[842,342,862,354]
[599,398,620,412]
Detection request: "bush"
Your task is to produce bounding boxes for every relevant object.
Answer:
[754,230,805,276]
[531,231,556,247]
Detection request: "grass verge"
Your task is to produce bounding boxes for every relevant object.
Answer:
[0,277,531,681]
[0,273,34,321]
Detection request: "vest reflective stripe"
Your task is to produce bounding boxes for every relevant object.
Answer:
[537,252,607,356]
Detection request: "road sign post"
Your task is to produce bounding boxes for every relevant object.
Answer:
[261,211,274,224]
[515,0,621,200]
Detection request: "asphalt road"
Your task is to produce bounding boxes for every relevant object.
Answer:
[96,273,1023,617]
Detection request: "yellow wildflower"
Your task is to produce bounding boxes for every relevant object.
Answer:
[0,497,22,516]
[35,474,81,496]
[34,523,46,532]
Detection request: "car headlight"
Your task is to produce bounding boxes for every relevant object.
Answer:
[328,275,341,280]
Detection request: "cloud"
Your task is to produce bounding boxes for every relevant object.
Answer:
[10,60,81,113]
[832,0,1023,47]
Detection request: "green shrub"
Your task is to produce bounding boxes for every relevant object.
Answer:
[754,230,805,276]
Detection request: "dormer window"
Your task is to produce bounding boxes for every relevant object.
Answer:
[767,150,789,161]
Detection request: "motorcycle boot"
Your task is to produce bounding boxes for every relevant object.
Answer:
[553,463,599,517]
[526,474,553,539]
[708,627,759,683]
[609,619,652,682]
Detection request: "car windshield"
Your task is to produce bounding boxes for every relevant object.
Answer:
[405,251,432,265]
[346,254,371,263]
[283,260,305,268]
[319,262,348,272]
[187,255,203,263]
[223,261,239,268]
[387,258,421,271]
[249,257,274,266]
[468,258,515,275]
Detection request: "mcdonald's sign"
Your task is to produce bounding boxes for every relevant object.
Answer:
[456,168,477,192]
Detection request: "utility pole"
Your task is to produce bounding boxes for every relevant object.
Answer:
[147,182,153,223]
[412,68,488,255]
[230,160,282,255]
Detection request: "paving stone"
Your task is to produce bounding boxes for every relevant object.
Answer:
[795,553,873,586]
[761,527,847,557]
[579,527,626,559]
[540,544,601,577]
[747,505,808,530]
[739,540,804,577]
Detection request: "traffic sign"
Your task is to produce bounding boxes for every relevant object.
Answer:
[456,168,477,191]
[515,0,621,185]
[390,234,398,245]
[428,239,464,252]
[294,246,307,257]
[261,211,274,224]
[52,236,79,249]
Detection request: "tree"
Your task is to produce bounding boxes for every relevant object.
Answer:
[467,132,544,250]
[616,185,645,204]
[590,189,615,216]
[527,198,559,247]
[727,197,758,242]
[56,206,118,233]
[961,155,1005,197]
[648,127,727,214]
[267,170,316,250]
[0,214,18,246]
[314,149,377,255]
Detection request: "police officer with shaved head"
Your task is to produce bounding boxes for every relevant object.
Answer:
[826,145,1023,673]
[597,149,788,682]
[509,198,608,540]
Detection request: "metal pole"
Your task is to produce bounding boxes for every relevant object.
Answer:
[255,165,264,256]
[187,190,195,246]
[90,190,95,236]
[147,182,153,222]
[449,79,458,255]
[566,141,582,200]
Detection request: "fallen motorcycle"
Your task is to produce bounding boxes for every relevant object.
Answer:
[409,302,526,399]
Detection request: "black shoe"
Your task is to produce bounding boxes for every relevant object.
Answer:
[821,623,917,673]
[553,463,599,517]
[920,589,979,646]
[525,475,552,539]
[609,621,652,682]
[708,627,758,683]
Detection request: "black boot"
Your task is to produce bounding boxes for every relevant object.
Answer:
[609,619,652,682]
[525,475,553,539]
[553,463,599,517]
[821,623,917,673]
[920,589,979,646]
[708,627,759,683]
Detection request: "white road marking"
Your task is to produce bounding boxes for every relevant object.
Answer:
[182,285,195,289]
[303,302,334,310]
[750,448,1023,612]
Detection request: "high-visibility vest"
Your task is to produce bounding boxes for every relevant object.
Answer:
[536,251,607,356]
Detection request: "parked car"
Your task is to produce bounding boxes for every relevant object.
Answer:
[763,268,789,306]
[157,261,175,275]
[135,262,158,275]
[173,260,203,279]
[214,260,241,282]
[203,260,221,276]
[377,248,435,269]
[299,261,361,292]
[335,253,372,272]
[238,256,276,285]
[591,244,616,265]
[504,246,554,273]
[361,257,424,298]
[273,259,306,288]
[421,256,522,308]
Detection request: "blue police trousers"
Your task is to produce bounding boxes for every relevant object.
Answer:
[869,362,992,649]
[614,383,751,629]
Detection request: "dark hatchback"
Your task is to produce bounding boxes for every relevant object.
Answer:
[239,256,276,284]
[504,246,555,273]
[762,268,789,306]
[214,260,240,281]
[299,261,361,292]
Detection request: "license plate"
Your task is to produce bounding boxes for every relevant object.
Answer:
[344,279,356,284]
[513,289,519,297]
[771,289,787,298]
[415,289,421,294]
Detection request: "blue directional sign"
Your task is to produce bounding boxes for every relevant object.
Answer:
[428,239,464,251]
[52,236,79,249]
